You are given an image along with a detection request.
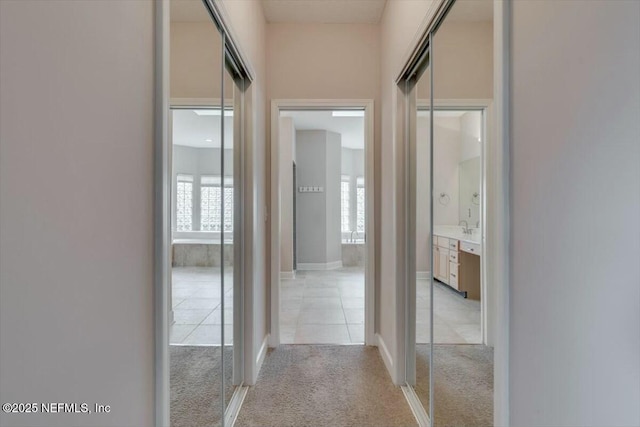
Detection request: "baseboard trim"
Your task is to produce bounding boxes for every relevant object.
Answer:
[297,261,343,271]
[280,270,296,279]
[225,385,249,427]
[253,334,269,383]
[401,385,430,427]
[416,271,431,280]
[376,333,394,381]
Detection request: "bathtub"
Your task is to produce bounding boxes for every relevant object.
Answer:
[172,239,234,267]
[342,242,365,267]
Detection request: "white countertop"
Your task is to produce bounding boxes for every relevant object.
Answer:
[433,225,481,245]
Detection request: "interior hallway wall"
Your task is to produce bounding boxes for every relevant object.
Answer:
[0,1,154,426]
[510,1,640,425]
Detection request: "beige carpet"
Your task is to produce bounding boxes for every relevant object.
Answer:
[170,345,235,427]
[415,344,493,427]
[235,345,418,427]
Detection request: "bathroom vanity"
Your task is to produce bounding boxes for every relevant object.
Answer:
[433,228,481,300]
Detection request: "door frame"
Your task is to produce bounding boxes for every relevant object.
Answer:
[269,99,376,346]
[415,99,492,349]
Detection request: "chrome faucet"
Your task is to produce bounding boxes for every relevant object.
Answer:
[459,220,471,235]
[350,230,359,243]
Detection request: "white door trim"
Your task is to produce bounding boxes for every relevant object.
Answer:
[269,99,376,346]
[416,99,492,349]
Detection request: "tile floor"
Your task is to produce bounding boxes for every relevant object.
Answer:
[416,278,481,344]
[170,267,234,345]
[280,268,365,344]
[170,267,481,346]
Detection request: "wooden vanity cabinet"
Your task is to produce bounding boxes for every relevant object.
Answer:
[433,237,451,285]
[433,234,481,300]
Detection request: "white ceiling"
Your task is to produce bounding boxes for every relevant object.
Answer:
[262,0,387,24]
[172,109,234,148]
[170,0,211,23]
[281,110,365,149]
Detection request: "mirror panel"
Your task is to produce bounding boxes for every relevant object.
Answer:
[414,48,433,421]
[169,0,225,425]
[431,0,493,425]
[221,60,236,413]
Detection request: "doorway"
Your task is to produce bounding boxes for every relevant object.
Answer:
[415,107,486,347]
[270,100,375,347]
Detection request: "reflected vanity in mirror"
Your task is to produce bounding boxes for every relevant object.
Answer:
[431,109,482,304]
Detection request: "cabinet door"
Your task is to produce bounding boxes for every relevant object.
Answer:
[433,246,440,279]
[438,248,450,283]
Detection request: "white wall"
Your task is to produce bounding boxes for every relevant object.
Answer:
[279,117,295,272]
[0,1,154,426]
[295,130,342,265]
[379,0,435,383]
[217,0,268,385]
[433,118,462,226]
[170,21,234,100]
[418,21,493,101]
[325,131,343,263]
[510,1,640,425]
[459,111,482,162]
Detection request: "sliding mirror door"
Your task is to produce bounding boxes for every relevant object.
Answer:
[169,1,225,425]
[430,0,494,425]
[221,56,239,414]
[411,47,434,423]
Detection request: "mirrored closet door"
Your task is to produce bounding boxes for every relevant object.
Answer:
[407,0,495,426]
[168,1,246,425]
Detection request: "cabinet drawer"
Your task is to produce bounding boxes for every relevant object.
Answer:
[436,236,449,248]
[449,261,458,277]
[449,251,459,263]
[449,263,459,290]
[460,241,481,256]
[449,240,459,251]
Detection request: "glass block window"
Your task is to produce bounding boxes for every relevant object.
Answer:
[176,174,193,231]
[341,176,351,232]
[356,176,365,233]
[200,176,233,233]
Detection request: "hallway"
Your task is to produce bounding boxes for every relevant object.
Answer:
[235,346,416,427]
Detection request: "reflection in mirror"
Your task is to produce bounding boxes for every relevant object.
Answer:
[221,61,236,413]
[431,0,493,426]
[413,52,433,422]
[459,156,480,230]
[169,1,225,426]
